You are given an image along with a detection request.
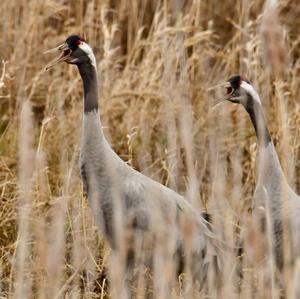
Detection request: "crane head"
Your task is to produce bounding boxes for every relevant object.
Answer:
[45,35,96,70]
[222,75,261,106]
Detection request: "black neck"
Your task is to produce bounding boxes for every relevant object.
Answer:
[78,63,99,113]
[245,97,271,147]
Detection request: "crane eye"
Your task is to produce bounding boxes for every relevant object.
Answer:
[227,87,233,94]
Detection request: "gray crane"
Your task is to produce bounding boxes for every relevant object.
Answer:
[45,35,221,281]
[220,75,300,267]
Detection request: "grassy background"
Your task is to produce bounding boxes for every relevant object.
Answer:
[0,0,300,298]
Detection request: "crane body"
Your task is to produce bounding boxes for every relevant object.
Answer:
[45,35,221,281]
[223,75,300,266]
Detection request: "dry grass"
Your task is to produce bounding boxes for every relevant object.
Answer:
[1,0,300,298]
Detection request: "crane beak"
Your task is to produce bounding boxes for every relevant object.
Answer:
[44,42,72,70]
[207,81,234,104]
[207,81,231,91]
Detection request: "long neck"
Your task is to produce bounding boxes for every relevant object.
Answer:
[244,96,284,185]
[245,97,271,147]
[78,63,99,113]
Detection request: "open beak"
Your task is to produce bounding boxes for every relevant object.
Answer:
[207,81,234,104]
[44,42,72,70]
[207,81,231,91]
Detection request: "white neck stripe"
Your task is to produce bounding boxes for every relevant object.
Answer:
[240,81,261,104]
[78,42,97,68]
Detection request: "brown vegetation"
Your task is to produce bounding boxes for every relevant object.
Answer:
[0,0,300,298]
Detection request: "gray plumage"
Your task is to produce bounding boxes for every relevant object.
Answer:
[225,75,300,267]
[45,35,222,280]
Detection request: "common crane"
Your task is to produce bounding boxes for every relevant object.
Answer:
[220,75,300,267]
[45,35,222,282]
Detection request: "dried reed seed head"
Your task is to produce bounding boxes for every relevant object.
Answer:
[260,5,287,80]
